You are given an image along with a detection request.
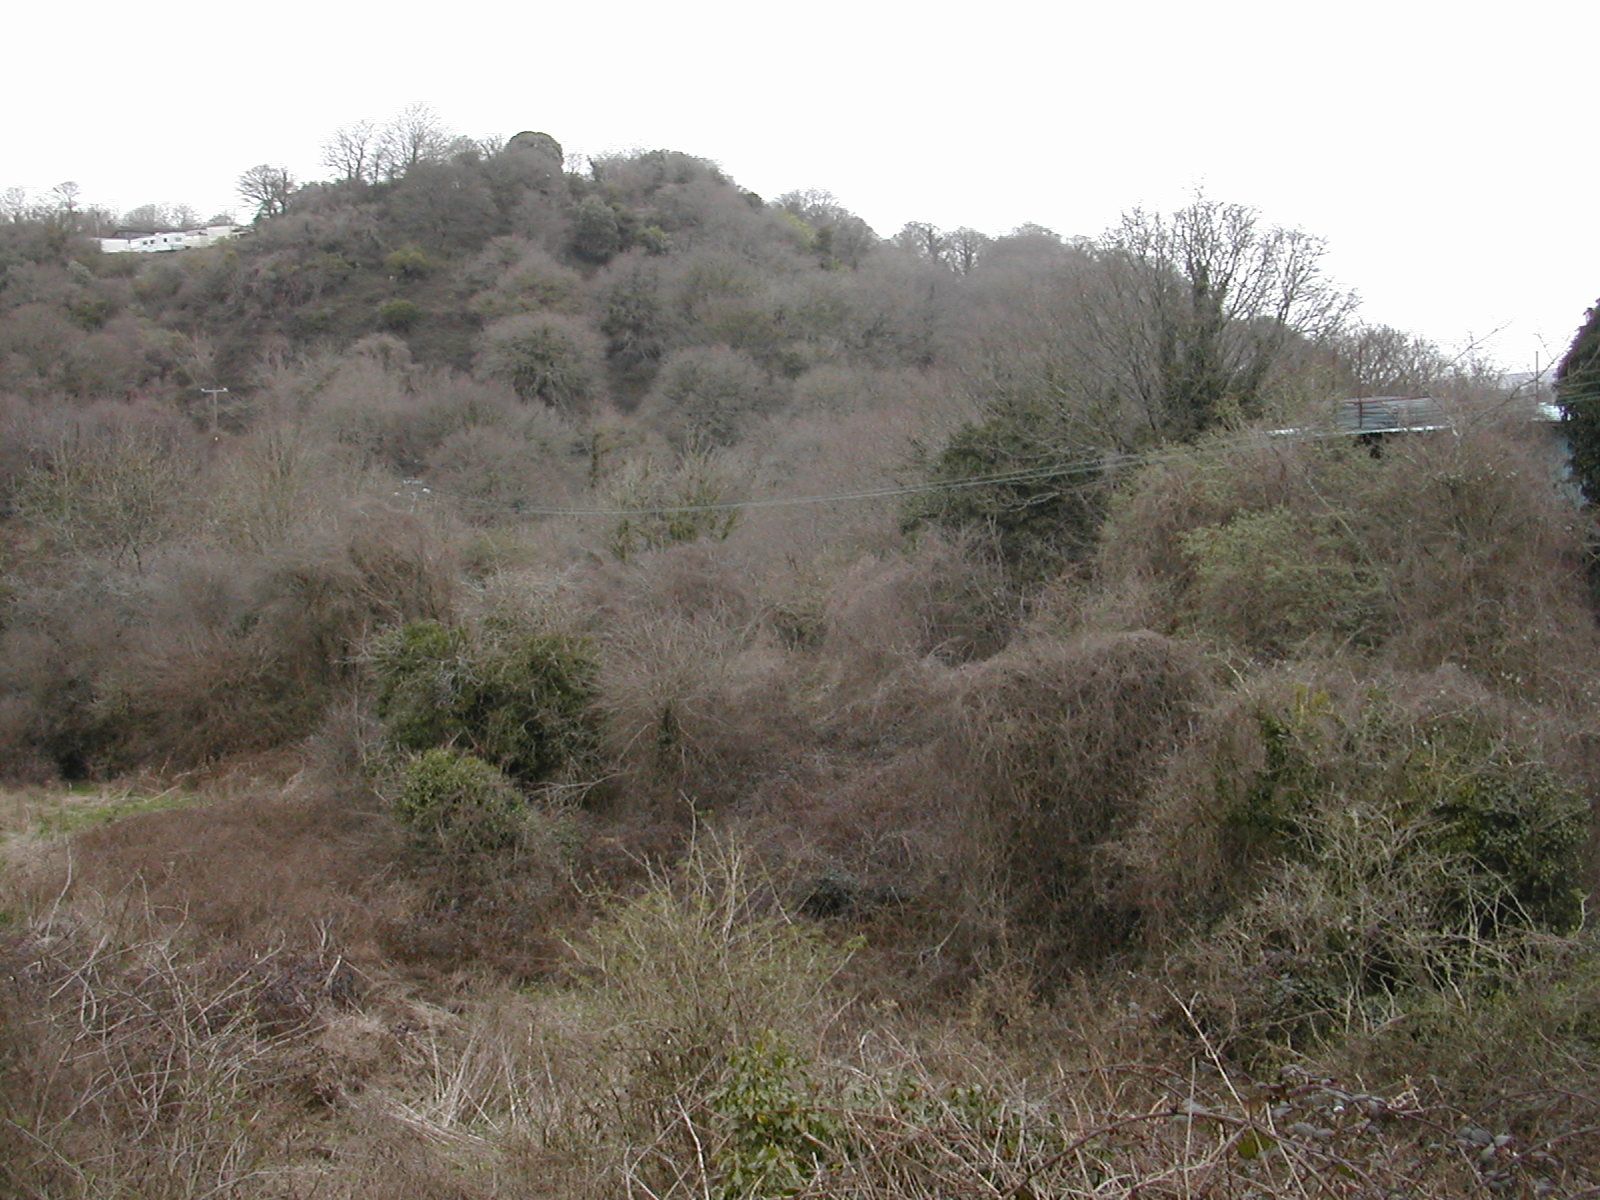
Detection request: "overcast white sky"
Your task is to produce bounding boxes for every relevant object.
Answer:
[7,0,1594,371]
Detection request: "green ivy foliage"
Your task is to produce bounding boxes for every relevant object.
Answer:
[709,1039,839,1199]
[902,398,1107,583]
[371,619,599,785]
[1556,299,1600,504]
[393,747,525,855]
[1223,692,1587,935]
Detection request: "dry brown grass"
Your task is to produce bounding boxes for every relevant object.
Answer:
[5,782,403,960]
[2,800,1595,1200]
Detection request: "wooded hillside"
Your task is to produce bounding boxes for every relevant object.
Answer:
[2,119,1597,1199]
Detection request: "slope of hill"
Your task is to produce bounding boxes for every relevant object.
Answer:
[1,129,1596,1199]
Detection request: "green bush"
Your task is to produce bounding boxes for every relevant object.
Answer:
[371,619,600,785]
[392,747,525,855]
[902,398,1108,584]
[1411,725,1588,934]
[635,224,671,255]
[67,296,113,330]
[370,620,471,752]
[476,313,601,410]
[383,244,434,279]
[1139,684,1591,1054]
[709,1039,838,1199]
[376,298,421,331]
[570,196,622,263]
[471,627,600,782]
[1229,694,1586,935]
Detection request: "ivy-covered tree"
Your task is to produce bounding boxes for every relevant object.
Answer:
[902,397,1109,583]
[476,313,602,410]
[1093,199,1354,441]
[571,196,622,263]
[1556,299,1600,504]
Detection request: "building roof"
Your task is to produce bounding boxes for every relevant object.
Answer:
[1334,396,1452,434]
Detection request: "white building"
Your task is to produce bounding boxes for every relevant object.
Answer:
[99,224,242,254]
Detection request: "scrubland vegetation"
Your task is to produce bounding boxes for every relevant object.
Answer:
[2,117,1598,1197]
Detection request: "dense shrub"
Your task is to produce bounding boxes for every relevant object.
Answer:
[371,618,600,786]
[376,298,421,331]
[640,345,778,449]
[0,501,458,778]
[382,243,434,278]
[475,313,602,411]
[570,196,622,263]
[569,837,849,1179]
[595,607,798,814]
[427,414,585,517]
[903,398,1109,584]
[369,619,469,750]
[1179,505,1388,655]
[13,423,195,567]
[467,238,585,320]
[930,631,1212,975]
[818,535,1014,669]
[1123,676,1588,931]
[597,255,670,380]
[392,747,528,856]
[1117,675,1590,1052]
[604,450,742,560]
[1093,428,1597,690]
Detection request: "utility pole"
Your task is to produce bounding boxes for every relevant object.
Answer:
[199,387,229,439]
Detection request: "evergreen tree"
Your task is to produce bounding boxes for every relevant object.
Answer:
[902,397,1109,583]
[1556,299,1600,504]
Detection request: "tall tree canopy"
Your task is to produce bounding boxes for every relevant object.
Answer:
[1090,199,1354,441]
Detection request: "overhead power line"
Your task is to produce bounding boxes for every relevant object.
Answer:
[476,425,1390,521]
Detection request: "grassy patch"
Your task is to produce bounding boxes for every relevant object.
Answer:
[1,782,195,842]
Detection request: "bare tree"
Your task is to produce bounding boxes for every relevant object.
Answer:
[120,202,202,231]
[375,102,451,180]
[236,164,295,220]
[2,186,32,223]
[51,181,80,216]
[1331,324,1451,396]
[322,119,379,184]
[121,203,166,230]
[1085,199,1355,440]
[894,220,946,265]
[946,227,990,275]
[777,189,878,268]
